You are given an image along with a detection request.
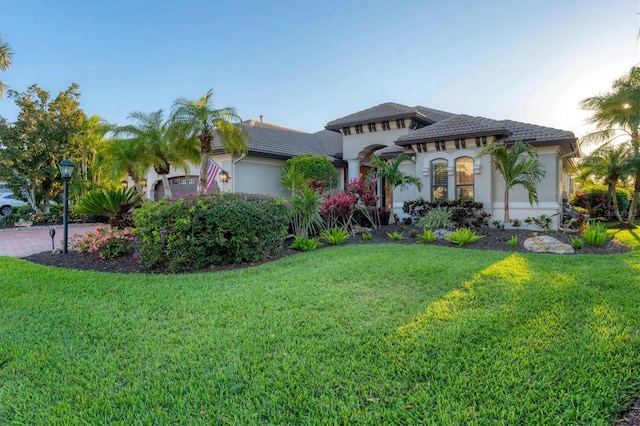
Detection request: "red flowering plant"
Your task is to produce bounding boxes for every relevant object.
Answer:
[345,177,381,228]
[319,191,357,234]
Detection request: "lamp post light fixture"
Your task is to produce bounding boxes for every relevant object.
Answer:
[219,170,230,183]
[49,229,56,250]
[58,159,75,254]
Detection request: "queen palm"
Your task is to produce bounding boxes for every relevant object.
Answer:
[578,143,630,222]
[369,154,422,217]
[97,137,150,200]
[170,90,247,193]
[114,110,199,198]
[69,115,114,196]
[0,34,12,98]
[581,66,640,226]
[476,140,545,224]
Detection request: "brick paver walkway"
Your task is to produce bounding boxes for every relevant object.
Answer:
[0,224,102,258]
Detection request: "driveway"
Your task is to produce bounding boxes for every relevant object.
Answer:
[0,224,102,258]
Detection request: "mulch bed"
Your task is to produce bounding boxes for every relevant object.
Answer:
[19,224,638,425]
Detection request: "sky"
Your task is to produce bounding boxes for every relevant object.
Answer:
[1,0,639,141]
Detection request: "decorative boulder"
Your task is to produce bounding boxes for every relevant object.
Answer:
[524,235,574,254]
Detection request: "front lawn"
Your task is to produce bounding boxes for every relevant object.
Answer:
[1,230,640,424]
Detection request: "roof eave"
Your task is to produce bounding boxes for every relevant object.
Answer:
[396,129,511,146]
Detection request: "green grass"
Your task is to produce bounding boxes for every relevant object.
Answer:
[1,230,640,424]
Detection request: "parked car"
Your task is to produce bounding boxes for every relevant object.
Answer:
[0,192,27,216]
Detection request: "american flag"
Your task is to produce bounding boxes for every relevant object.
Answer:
[201,158,221,193]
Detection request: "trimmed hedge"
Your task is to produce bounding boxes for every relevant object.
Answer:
[569,184,631,217]
[403,197,489,228]
[133,192,291,272]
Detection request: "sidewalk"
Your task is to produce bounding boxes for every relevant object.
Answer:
[0,224,102,258]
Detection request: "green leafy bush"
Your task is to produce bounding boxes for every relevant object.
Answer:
[133,193,291,272]
[417,229,436,244]
[285,154,338,190]
[444,228,484,246]
[403,197,489,228]
[320,227,349,245]
[70,225,137,260]
[507,235,518,248]
[570,184,631,216]
[582,222,608,247]
[290,236,321,251]
[361,232,372,241]
[416,207,455,229]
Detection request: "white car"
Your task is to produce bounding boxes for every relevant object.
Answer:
[0,192,27,216]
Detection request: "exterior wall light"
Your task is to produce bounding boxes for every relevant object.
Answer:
[219,171,230,183]
[121,180,129,189]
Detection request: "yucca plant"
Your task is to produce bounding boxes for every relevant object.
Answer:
[416,229,436,244]
[582,222,608,247]
[416,207,455,229]
[74,188,140,228]
[444,228,484,246]
[320,227,350,245]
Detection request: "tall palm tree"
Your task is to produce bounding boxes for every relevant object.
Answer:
[577,143,631,222]
[69,115,114,196]
[0,34,12,99]
[114,110,199,198]
[369,154,423,214]
[170,90,247,193]
[476,140,545,223]
[581,65,640,226]
[97,138,150,200]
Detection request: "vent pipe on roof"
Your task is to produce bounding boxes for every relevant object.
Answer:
[260,115,263,123]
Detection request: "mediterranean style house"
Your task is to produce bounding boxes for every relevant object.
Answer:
[139,102,580,227]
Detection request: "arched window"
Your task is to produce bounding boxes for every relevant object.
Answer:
[431,159,448,200]
[455,157,474,199]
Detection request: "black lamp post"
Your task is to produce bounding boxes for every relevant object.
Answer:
[59,159,75,254]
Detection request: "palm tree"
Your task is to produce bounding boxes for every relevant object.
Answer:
[114,110,199,198]
[69,115,114,196]
[476,140,545,223]
[369,154,423,216]
[170,90,247,193]
[577,143,631,222]
[0,34,12,99]
[580,66,640,226]
[97,138,150,200]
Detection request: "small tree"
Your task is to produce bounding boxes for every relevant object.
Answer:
[369,154,422,216]
[476,140,545,223]
[285,154,338,191]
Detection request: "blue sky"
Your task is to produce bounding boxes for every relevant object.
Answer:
[0,0,639,140]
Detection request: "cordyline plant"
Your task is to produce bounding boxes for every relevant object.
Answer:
[345,177,381,228]
[319,191,357,234]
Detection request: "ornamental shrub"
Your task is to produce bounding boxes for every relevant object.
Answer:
[569,184,631,217]
[70,225,136,260]
[416,206,455,229]
[582,221,608,247]
[444,228,484,246]
[285,154,338,190]
[403,198,489,228]
[133,192,291,272]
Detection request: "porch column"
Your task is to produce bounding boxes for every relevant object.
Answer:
[347,159,360,183]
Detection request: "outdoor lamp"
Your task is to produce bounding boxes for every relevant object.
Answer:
[58,159,75,254]
[140,178,147,188]
[220,170,230,183]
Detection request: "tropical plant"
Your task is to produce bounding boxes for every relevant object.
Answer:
[506,235,518,248]
[98,138,149,200]
[170,89,247,193]
[290,236,321,251]
[0,33,12,98]
[74,188,140,228]
[416,229,436,244]
[577,144,630,222]
[476,140,545,223]
[320,227,350,245]
[580,66,640,226]
[282,166,324,238]
[570,236,584,250]
[444,228,484,246]
[70,225,137,260]
[113,110,199,198]
[582,222,609,247]
[416,206,455,229]
[385,231,404,241]
[533,214,553,231]
[511,218,522,228]
[69,115,115,197]
[369,154,422,213]
[361,232,372,241]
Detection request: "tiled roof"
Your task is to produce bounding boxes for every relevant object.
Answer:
[396,115,575,146]
[325,102,455,129]
[212,120,345,164]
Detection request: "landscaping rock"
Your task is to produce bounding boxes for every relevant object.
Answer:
[524,235,574,254]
